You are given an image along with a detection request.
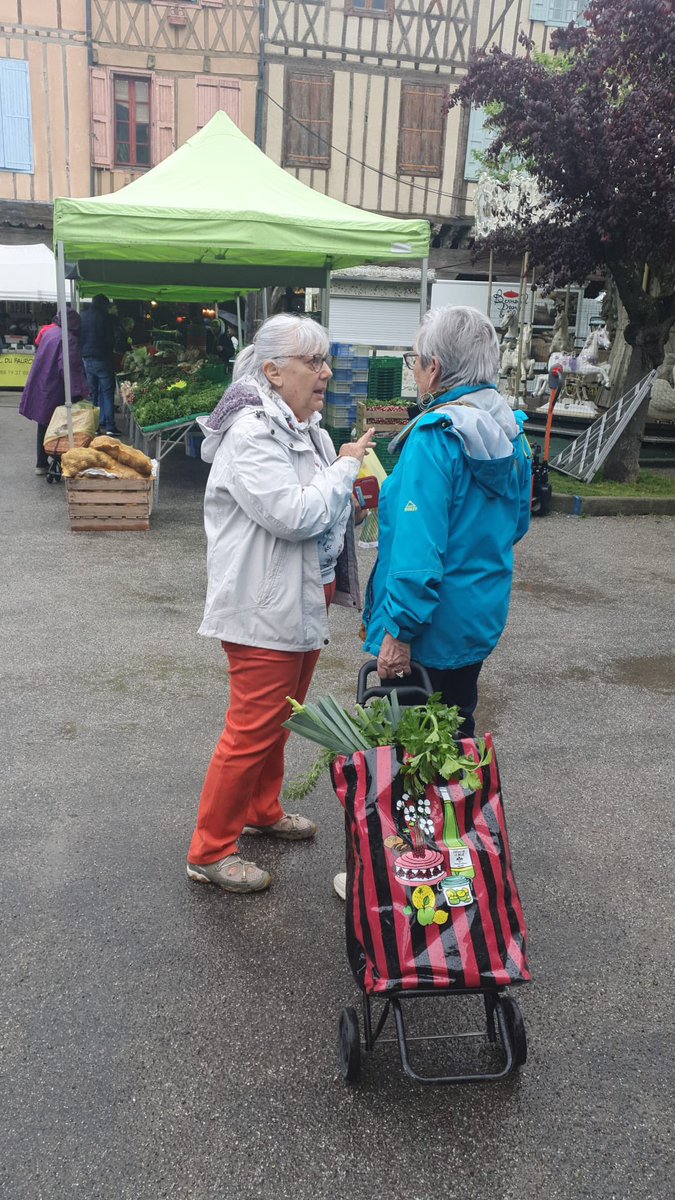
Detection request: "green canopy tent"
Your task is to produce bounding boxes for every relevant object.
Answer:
[52,110,430,438]
[75,280,256,345]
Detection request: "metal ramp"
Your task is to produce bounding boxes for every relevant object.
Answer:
[550,371,656,482]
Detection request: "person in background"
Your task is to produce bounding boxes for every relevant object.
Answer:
[333,306,532,901]
[186,313,374,894]
[80,293,120,436]
[19,310,89,475]
[34,314,57,347]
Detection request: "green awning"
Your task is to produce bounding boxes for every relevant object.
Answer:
[77,280,254,304]
[54,112,430,282]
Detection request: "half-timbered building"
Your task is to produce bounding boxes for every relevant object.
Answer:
[87,0,259,194]
[0,0,260,241]
[262,0,586,234]
[0,2,90,242]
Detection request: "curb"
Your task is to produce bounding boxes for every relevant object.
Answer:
[551,493,675,516]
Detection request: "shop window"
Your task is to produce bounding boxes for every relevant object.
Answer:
[530,0,587,25]
[398,83,446,178]
[0,59,34,174]
[283,70,333,169]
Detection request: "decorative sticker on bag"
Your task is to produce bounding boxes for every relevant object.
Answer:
[389,789,476,921]
[441,877,475,908]
[402,885,449,927]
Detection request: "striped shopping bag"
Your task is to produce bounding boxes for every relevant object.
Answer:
[331,737,530,995]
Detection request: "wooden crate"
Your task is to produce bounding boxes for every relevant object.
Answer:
[364,404,410,433]
[356,401,411,435]
[65,476,153,532]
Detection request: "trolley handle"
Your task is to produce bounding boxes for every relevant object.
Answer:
[357,658,433,706]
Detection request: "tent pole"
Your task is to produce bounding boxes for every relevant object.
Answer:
[419,256,428,322]
[321,266,331,329]
[262,288,268,320]
[236,296,243,347]
[486,249,494,320]
[56,240,74,449]
[514,252,529,409]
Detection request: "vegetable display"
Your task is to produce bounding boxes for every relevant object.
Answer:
[119,344,229,427]
[282,692,491,802]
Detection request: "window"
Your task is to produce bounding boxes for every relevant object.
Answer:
[195,77,241,130]
[398,84,446,178]
[283,70,333,169]
[114,76,151,167]
[90,68,174,170]
[530,0,586,26]
[0,59,33,174]
[464,107,492,182]
[346,0,393,14]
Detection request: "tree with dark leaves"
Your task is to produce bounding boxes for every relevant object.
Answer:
[447,0,675,481]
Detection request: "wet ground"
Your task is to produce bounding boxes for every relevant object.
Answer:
[1,395,673,1199]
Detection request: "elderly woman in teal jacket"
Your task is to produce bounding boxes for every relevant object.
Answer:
[363,305,532,736]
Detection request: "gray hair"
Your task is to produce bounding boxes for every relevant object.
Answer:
[416,305,500,391]
[232,314,329,387]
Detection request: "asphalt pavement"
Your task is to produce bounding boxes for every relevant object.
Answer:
[1,394,673,1200]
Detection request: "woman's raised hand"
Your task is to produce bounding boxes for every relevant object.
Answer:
[338,427,377,463]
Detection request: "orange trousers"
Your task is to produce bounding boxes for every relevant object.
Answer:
[188,582,335,864]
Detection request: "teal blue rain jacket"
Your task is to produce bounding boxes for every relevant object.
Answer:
[363,388,532,670]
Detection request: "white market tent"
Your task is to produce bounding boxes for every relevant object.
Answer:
[0,242,58,303]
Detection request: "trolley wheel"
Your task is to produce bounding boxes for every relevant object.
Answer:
[337,1007,362,1084]
[499,995,527,1068]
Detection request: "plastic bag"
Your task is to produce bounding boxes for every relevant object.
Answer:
[357,448,387,547]
[331,736,530,995]
[43,403,100,454]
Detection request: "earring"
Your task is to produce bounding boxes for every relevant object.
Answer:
[420,390,436,409]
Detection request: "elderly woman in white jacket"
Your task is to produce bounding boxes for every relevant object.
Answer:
[187,314,374,894]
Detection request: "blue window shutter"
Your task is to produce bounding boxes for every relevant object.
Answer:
[530,0,585,24]
[464,107,491,182]
[529,0,549,20]
[0,59,34,173]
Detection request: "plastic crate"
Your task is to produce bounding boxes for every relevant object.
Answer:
[324,426,356,453]
[331,366,369,383]
[200,363,228,383]
[327,379,368,396]
[368,357,403,401]
[330,355,370,371]
[325,408,357,429]
[329,342,371,358]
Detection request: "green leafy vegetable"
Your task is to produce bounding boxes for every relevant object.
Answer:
[281,691,491,802]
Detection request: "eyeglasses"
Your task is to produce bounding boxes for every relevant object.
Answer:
[282,354,331,373]
[403,352,419,369]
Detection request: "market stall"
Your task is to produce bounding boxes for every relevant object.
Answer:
[52,111,430,458]
[0,243,62,388]
[75,283,253,501]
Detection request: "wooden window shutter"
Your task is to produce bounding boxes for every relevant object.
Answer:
[196,77,241,130]
[152,76,175,166]
[283,70,333,169]
[0,59,34,173]
[90,66,112,169]
[398,84,445,178]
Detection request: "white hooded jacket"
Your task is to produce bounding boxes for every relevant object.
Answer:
[197,380,360,652]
